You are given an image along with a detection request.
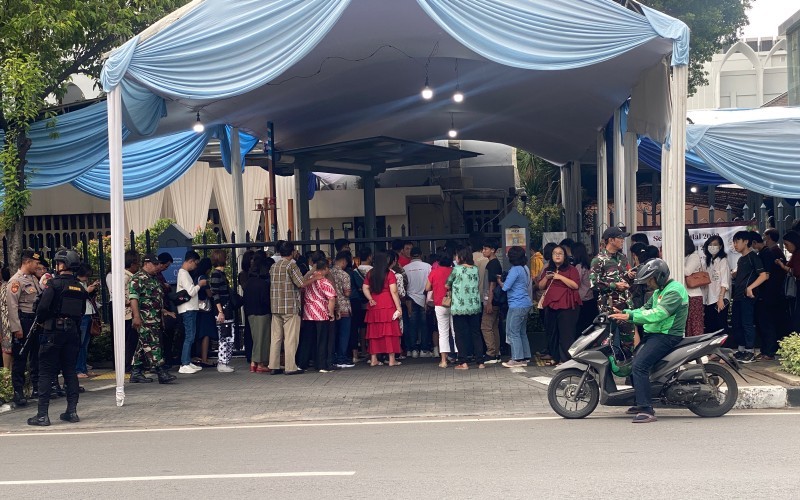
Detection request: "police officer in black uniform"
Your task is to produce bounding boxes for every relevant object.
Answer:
[27,250,87,426]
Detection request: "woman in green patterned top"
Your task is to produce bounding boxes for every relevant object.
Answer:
[446,247,485,370]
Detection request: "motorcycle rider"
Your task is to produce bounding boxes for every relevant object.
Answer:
[609,258,688,423]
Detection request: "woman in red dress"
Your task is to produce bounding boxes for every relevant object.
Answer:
[363,252,403,367]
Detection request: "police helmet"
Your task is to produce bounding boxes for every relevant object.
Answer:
[54,249,81,272]
[634,258,670,288]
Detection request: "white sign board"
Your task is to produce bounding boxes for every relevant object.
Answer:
[637,224,748,270]
[542,231,567,248]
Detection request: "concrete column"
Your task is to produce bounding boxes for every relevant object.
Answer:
[624,131,638,235]
[612,108,625,231]
[363,174,377,239]
[295,167,311,240]
[662,65,688,280]
[596,128,609,235]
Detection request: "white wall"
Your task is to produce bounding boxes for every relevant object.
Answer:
[308,186,442,218]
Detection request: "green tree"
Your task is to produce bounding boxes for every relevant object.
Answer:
[0,0,189,268]
[641,0,751,94]
[516,150,564,248]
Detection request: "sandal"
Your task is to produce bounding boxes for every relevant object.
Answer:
[370,361,384,367]
[438,362,448,368]
[478,363,486,369]
[454,363,469,370]
[388,362,402,367]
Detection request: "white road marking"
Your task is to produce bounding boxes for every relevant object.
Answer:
[509,367,527,373]
[531,376,552,385]
[0,471,355,486]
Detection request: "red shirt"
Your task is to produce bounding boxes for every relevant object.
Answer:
[541,265,583,310]
[398,254,412,267]
[303,278,336,321]
[428,266,452,306]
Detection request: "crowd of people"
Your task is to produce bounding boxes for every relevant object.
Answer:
[2,223,798,410]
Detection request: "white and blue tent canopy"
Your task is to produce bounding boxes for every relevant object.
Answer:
[101,0,689,165]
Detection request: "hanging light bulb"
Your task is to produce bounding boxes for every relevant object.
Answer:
[453,88,464,103]
[448,113,457,138]
[421,76,434,100]
[193,112,205,133]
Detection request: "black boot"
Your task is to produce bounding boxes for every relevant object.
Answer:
[129,367,153,383]
[156,366,176,384]
[27,414,50,426]
[59,411,80,423]
[12,391,27,407]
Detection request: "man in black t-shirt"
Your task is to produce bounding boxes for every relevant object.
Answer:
[731,231,768,363]
[753,230,788,359]
[481,239,503,363]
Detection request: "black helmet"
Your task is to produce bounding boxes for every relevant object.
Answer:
[634,258,670,288]
[53,249,81,272]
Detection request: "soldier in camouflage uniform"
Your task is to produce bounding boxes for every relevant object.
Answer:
[128,254,175,384]
[590,228,635,343]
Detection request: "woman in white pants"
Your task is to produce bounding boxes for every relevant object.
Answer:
[426,254,455,368]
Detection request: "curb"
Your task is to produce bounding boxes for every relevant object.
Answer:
[734,386,789,409]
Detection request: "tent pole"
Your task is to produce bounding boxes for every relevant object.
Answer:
[107,87,126,407]
[231,128,246,267]
[624,132,638,238]
[560,165,571,233]
[612,108,626,237]
[663,65,688,279]
[295,166,311,241]
[596,128,608,241]
[572,160,582,240]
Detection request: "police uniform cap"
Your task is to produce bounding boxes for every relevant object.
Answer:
[21,249,45,264]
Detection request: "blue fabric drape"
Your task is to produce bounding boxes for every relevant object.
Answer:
[1,100,260,200]
[416,0,689,70]
[638,137,729,185]
[101,0,351,135]
[71,128,214,199]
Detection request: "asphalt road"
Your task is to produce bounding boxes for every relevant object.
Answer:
[1,410,799,499]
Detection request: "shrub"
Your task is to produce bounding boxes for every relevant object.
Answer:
[777,333,800,376]
[0,368,12,404]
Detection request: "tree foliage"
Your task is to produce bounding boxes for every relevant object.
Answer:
[516,150,564,248]
[641,0,752,94]
[0,0,189,264]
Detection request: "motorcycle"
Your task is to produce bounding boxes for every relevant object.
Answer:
[547,314,744,419]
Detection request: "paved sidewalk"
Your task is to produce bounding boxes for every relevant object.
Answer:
[0,359,551,432]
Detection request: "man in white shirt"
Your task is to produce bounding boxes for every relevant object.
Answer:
[404,247,433,357]
[176,251,207,374]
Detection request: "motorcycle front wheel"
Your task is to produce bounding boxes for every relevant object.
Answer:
[547,368,599,419]
[687,363,738,417]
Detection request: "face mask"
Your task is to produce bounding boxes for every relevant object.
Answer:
[708,246,720,256]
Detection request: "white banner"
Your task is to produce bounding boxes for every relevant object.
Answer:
[637,224,748,269]
[542,231,567,248]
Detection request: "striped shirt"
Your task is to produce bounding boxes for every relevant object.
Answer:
[269,258,305,315]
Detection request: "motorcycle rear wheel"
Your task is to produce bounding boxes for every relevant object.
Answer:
[548,369,599,419]
[687,363,738,417]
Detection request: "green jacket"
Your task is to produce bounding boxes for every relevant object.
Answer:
[623,279,688,337]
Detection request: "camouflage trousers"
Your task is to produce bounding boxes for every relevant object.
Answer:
[132,324,163,368]
[597,299,635,346]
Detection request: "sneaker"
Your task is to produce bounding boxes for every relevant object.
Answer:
[336,363,355,368]
[188,363,203,371]
[484,357,502,364]
[406,351,413,357]
[739,352,756,363]
[433,347,440,357]
[411,350,420,358]
[420,350,433,358]
[502,360,528,368]
[733,351,746,360]
[217,364,234,373]
[178,365,199,374]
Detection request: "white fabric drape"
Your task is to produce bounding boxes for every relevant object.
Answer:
[275,174,294,240]
[124,190,165,234]
[170,162,214,235]
[215,166,275,241]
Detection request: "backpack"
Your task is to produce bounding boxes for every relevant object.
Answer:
[350,268,368,304]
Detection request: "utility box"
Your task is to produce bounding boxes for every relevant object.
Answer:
[157,223,193,285]
[499,208,530,269]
